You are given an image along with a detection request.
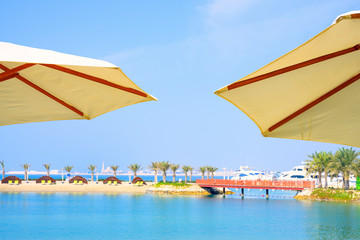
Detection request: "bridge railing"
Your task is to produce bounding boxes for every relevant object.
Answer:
[196,179,315,189]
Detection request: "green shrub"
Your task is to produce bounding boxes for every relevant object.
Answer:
[312,189,356,200]
[153,182,191,188]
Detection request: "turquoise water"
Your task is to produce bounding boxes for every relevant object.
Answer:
[1,193,360,240]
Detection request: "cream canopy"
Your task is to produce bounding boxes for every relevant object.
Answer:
[0,42,156,126]
[215,11,360,147]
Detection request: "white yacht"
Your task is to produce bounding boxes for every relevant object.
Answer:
[278,165,316,180]
[279,165,356,187]
[231,166,271,180]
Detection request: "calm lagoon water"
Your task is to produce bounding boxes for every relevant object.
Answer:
[1,193,360,240]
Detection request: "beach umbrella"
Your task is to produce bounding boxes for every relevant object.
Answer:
[0,42,156,126]
[215,11,360,147]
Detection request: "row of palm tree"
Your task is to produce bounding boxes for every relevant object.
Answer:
[0,161,219,183]
[148,162,218,183]
[306,147,360,189]
[199,166,218,180]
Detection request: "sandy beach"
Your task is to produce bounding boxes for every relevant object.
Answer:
[0,181,151,194]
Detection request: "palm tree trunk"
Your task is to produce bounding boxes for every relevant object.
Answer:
[190,172,192,182]
[318,171,322,188]
[211,172,214,179]
[207,171,210,179]
[134,172,137,178]
[154,171,158,183]
[47,170,49,177]
[185,173,188,183]
[202,172,204,180]
[162,172,166,182]
[2,169,4,179]
[173,172,175,182]
[91,172,94,182]
[342,175,346,189]
[324,171,328,189]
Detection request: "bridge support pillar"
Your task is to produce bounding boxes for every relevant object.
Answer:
[266,189,269,199]
[241,188,244,199]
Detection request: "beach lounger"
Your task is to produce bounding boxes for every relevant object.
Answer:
[134,181,143,186]
[41,180,46,184]
[113,181,118,186]
[74,180,78,184]
[48,180,52,184]
[107,181,112,185]
[8,180,13,184]
[14,180,19,185]
[79,181,83,185]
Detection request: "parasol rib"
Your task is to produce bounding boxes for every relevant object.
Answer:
[0,64,85,118]
[0,72,19,82]
[0,63,35,82]
[268,72,360,132]
[227,44,360,91]
[40,64,148,98]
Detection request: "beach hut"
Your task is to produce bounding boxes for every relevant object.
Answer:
[103,176,122,185]
[132,177,146,185]
[69,176,88,184]
[36,176,56,184]
[1,176,22,184]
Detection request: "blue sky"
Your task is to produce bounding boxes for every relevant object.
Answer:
[0,0,359,173]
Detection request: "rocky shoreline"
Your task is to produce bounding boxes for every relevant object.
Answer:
[146,183,233,195]
[295,188,360,202]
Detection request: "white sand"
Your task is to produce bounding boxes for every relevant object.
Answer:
[0,181,151,194]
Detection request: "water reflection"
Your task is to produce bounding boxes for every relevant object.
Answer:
[303,201,360,239]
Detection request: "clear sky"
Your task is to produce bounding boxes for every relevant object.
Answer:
[0,0,359,173]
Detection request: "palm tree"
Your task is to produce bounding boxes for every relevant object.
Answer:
[158,161,170,182]
[0,161,4,180]
[64,165,73,173]
[199,166,206,180]
[110,165,119,177]
[318,151,333,188]
[20,163,31,181]
[306,152,324,188]
[128,164,142,178]
[149,162,159,183]
[43,164,51,176]
[209,167,218,179]
[306,151,333,188]
[206,166,211,179]
[189,166,194,182]
[182,165,190,183]
[64,165,73,181]
[330,147,360,189]
[88,164,96,182]
[170,164,180,182]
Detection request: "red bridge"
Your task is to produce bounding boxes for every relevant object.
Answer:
[196,179,315,191]
[196,179,315,198]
